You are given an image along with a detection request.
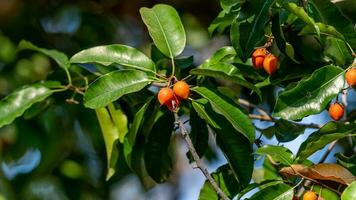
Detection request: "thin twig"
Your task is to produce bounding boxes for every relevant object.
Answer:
[173,112,230,200]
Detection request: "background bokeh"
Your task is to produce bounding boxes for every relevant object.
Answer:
[0,0,355,200]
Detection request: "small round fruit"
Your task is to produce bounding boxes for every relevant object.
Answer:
[252,48,268,69]
[303,191,318,200]
[328,102,344,121]
[158,87,174,105]
[263,54,278,75]
[173,81,190,100]
[345,68,356,87]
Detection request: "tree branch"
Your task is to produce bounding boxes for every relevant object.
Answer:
[173,112,230,200]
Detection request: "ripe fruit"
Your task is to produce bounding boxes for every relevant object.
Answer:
[328,102,344,121]
[263,54,278,75]
[345,68,356,87]
[252,48,268,69]
[303,191,318,200]
[158,87,174,105]
[173,81,190,100]
[158,87,179,111]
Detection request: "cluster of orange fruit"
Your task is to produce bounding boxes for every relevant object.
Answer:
[252,48,278,75]
[328,67,356,121]
[158,80,190,111]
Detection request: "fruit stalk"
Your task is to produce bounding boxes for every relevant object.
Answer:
[173,112,230,200]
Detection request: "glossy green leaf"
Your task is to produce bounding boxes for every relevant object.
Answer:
[128,97,154,146]
[262,119,306,142]
[312,185,340,200]
[84,70,152,109]
[95,107,119,181]
[342,181,356,200]
[198,165,240,200]
[201,46,236,66]
[255,145,294,166]
[230,0,275,61]
[107,104,128,143]
[249,183,294,200]
[273,65,345,120]
[283,3,320,36]
[144,111,174,183]
[190,63,262,99]
[193,87,255,143]
[18,40,70,69]
[299,22,345,41]
[191,99,220,129]
[297,122,356,162]
[325,37,353,67]
[308,0,356,48]
[196,100,253,187]
[0,83,54,128]
[140,4,186,58]
[70,44,156,74]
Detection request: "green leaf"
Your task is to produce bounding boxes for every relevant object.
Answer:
[95,107,119,181]
[312,185,340,200]
[201,46,236,66]
[273,65,345,120]
[84,70,152,109]
[262,119,306,142]
[255,145,294,166]
[144,111,174,183]
[237,180,282,200]
[248,183,294,200]
[283,3,320,36]
[18,40,69,69]
[299,22,345,41]
[193,87,255,143]
[253,158,283,184]
[308,0,356,49]
[70,44,156,75]
[297,122,356,163]
[190,63,262,100]
[192,99,220,129]
[0,83,54,128]
[107,104,128,144]
[198,165,240,200]
[325,37,353,67]
[337,153,356,176]
[128,97,154,146]
[140,4,186,58]
[208,10,237,37]
[230,0,275,62]
[195,100,253,187]
[341,181,356,200]
[220,0,244,12]
[189,107,209,158]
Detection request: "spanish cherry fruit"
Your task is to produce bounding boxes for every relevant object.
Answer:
[252,48,268,69]
[173,81,190,100]
[158,87,174,105]
[328,102,344,121]
[345,68,356,87]
[263,54,278,75]
[303,191,318,200]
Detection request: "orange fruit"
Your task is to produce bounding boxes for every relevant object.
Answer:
[263,54,278,75]
[158,87,174,105]
[303,191,318,200]
[346,68,356,87]
[328,102,344,121]
[252,48,268,69]
[173,81,190,100]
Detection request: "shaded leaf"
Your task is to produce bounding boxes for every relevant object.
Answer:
[95,106,119,180]
[0,83,54,128]
[248,183,294,200]
[325,37,353,67]
[297,122,356,162]
[237,180,282,199]
[84,70,152,109]
[70,44,156,74]
[198,164,240,200]
[140,4,186,58]
[189,107,209,158]
[273,65,345,120]
[262,119,306,142]
[280,164,356,185]
[255,145,294,166]
[208,10,237,36]
[299,22,345,41]
[193,87,255,143]
[337,153,356,176]
[192,99,220,129]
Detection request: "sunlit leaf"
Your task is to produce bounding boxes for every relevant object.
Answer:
[255,145,294,166]
[84,70,152,109]
[342,181,356,200]
[248,183,294,200]
[273,65,345,120]
[140,4,186,58]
